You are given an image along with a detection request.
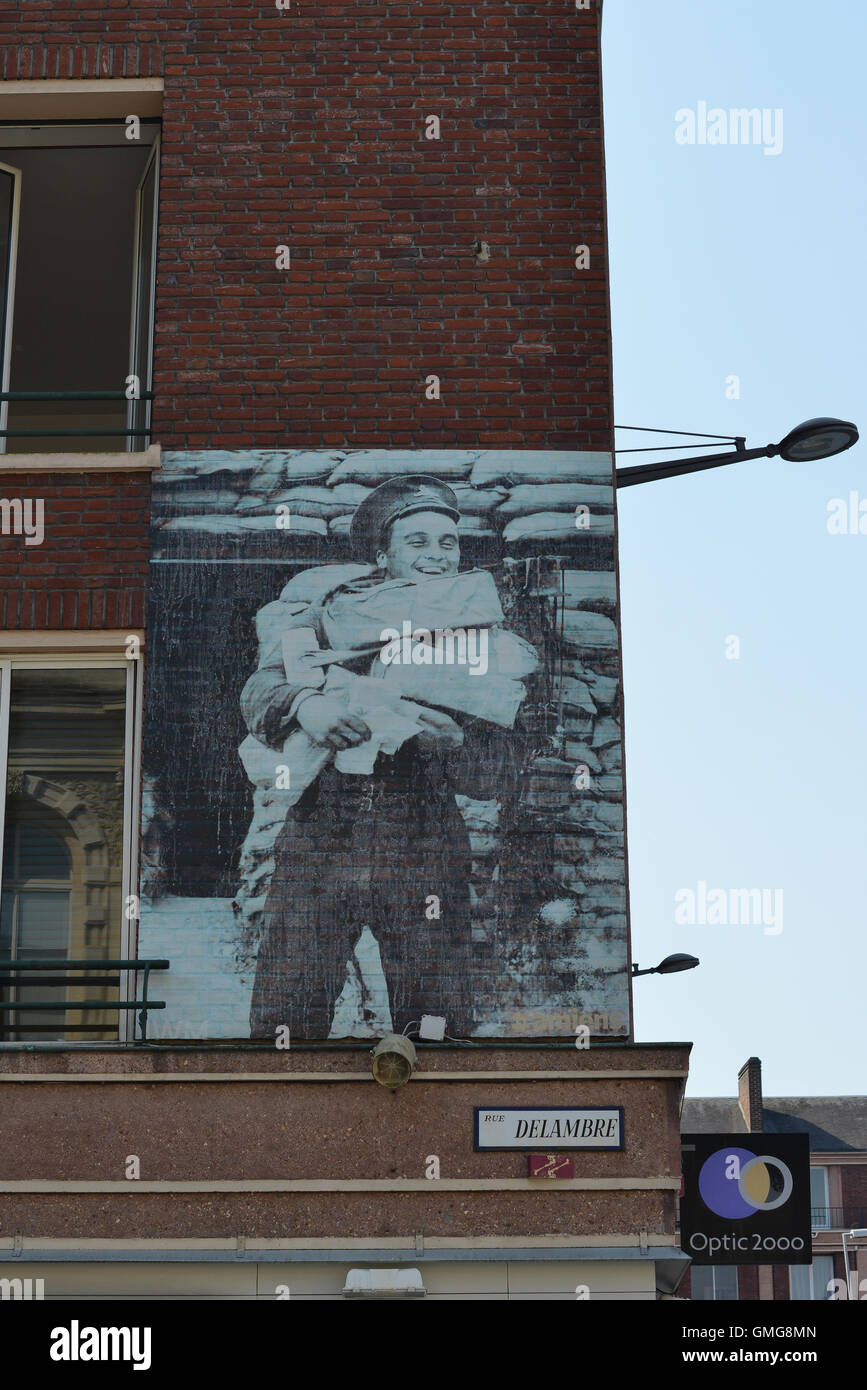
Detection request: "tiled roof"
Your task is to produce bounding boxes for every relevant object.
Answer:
[681,1097,867,1152]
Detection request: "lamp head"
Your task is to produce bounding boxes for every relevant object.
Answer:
[777,417,859,462]
[656,953,701,974]
[371,1034,417,1089]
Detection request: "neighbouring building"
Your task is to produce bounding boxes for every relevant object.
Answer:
[680,1058,867,1302]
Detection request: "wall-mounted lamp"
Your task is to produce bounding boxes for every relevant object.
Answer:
[632,953,700,978]
[371,1034,417,1089]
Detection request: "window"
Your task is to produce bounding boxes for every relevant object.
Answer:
[0,660,139,1040]
[790,1255,835,1301]
[810,1167,830,1229]
[1,809,72,1038]
[0,121,160,453]
[690,1265,739,1300]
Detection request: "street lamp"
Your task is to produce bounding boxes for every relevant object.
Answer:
[631,953,700,978]
[615,417,859,488]
[842,1229,867,1301]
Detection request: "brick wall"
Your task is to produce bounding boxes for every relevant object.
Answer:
[0,471,150,628]
[0,1,613,454]
[841,1162,867,1212]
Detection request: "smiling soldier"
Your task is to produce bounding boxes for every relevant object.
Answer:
[240,474,537,1039]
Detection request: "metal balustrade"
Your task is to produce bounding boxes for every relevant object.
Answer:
[810,1206,867,1231]
[0,959,169,1042]
[0,390,153,439]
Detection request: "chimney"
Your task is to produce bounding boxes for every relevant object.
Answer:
[738,1057,763,1131]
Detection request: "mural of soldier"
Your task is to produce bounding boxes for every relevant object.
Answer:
[240,475,538,1038]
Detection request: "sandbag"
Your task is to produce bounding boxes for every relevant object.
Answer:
[495,483,613,517]
[561,611,618,648]
[236,483,372,519]
[161,450,261,480]
[281,450,344,483]
[326,449,474,485]
[152,489,239,517]
[469,451,613,488]
[451,484,508,515]
[161,513,328,538]
[502,511,614,542]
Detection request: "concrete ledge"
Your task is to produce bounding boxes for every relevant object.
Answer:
[0,1234,679,1252]
[0,79,163,120]
[0,444,161,472]
[0,1068,688,1083]
[0,1245,686,1265]
[0,630,144,653]
[0,1178,681,1194]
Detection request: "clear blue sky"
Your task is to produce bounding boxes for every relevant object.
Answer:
[601,0,866,1096]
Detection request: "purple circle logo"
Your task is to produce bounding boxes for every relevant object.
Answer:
[698,1147,794,1220]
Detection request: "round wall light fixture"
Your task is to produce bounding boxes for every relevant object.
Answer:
[371,1034,417,1090]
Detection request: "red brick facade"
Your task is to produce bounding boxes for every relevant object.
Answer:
[0,1,612,454]
[0,2,612,630]
[842,1163,867,1210]
[0,471,150,629]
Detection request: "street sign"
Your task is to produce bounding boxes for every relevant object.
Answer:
[475,1106,624,1151]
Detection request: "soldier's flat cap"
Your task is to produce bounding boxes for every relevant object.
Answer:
[350,474,461,558]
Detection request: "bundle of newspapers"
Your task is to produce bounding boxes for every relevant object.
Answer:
[239,568,538,794]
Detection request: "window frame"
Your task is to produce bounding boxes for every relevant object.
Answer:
[789,1254,835,1301]
[126,132,160,452]
[1,810,74,1039]
[690,1263,740,1301]
[0,653,143,1042]
[0,157,21,455]
[0,119,161,455]
[810,1165,830,1229]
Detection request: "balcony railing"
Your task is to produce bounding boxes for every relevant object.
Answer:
[0,959,169,1042]
[811,1206,867,1231]
[0,390,153,439]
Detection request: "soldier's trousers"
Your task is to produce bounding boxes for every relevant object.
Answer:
[249,743,480,1039]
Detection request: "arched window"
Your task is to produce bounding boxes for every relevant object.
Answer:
[0,804,72,1040]
[0,662,131,1041]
